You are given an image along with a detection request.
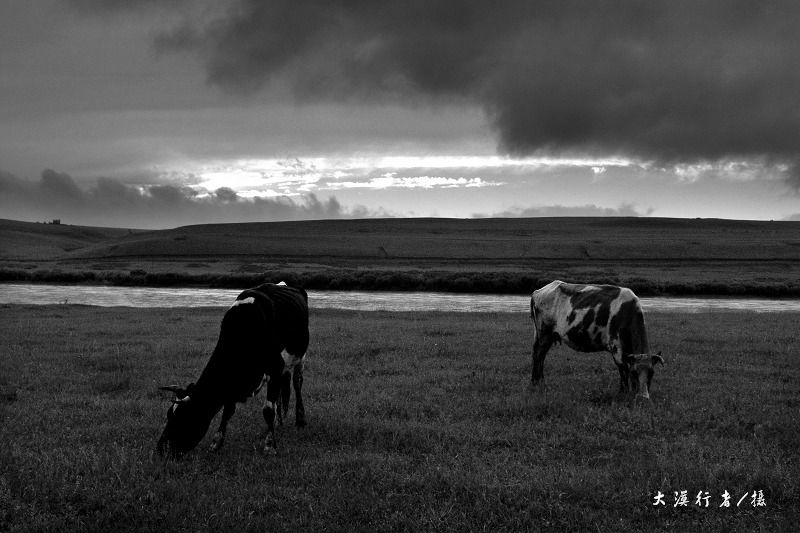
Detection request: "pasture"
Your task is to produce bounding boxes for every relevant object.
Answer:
[1,305,798,531]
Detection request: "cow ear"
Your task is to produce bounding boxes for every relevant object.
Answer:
[652,353,665,366]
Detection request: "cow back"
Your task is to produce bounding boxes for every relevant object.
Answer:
[532,280,649,356]
[193,291,275,405]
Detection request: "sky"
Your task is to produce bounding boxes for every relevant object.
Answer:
[2,0,800,229]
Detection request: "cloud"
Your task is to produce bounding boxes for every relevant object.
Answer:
[215,187,238,203]
[0,171,32,195]
[482,203,653,218]
[148,184,197,205]
[69,0,184,13]
[40,169,86,201]
[325,173,502,190]
[0,169,383,229]
[80,0,800,189]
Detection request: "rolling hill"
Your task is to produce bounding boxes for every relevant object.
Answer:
[2,217,800,295]
[0,218,143,261]
[4,216,799,262]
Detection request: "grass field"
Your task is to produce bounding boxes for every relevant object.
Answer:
[1,305,798,531]
[3,217,800,295]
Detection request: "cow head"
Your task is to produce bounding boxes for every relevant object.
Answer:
[611,351,664,400]
[624,352,664,401]
[156,383,213,458]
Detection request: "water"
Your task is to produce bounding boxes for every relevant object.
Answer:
[2,283,799,313]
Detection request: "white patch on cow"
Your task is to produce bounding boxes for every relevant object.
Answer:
[231,296,255,308]
[250,374,268,397]
[277,281,287,286]
[262,398,275,419]
[282,351,305,369]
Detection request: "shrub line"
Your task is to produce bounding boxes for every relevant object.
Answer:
[1,268,798,297]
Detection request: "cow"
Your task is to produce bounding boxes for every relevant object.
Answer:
[156,282,309,458]
[530,280,664,400]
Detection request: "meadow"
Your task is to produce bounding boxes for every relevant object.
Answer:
[1,304,798,531]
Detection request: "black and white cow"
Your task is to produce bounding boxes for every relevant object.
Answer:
[156,282,309,458]
[530,280,663,400]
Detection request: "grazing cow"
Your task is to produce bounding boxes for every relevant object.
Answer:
[156,282,309,458]
[530,280,663,400]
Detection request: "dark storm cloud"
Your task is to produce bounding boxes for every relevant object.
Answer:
[69,0,182,12]
[148,184,197,205]
[0,171,31,195]
[40,169,85,201]
[215,187,239,202]
[86,0,800,186]
[0,170,377,229]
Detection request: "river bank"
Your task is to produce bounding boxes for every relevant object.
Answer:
[3,260,800,297]
[4,283,800,312]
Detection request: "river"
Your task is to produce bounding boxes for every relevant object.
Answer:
[1,283,799,313]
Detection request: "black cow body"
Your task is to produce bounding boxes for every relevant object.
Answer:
[530,280,663,399]
[157,282,309,457]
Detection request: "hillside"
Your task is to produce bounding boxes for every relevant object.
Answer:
[0,218,143,261]
[22,217,800,262]
[2,217,800,295]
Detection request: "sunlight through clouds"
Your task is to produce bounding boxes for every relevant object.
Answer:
[672,160,789,184]
[325,174,500,190]
[187,155,634,198]
[130,152,800,222]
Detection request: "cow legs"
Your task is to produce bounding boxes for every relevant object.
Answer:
[610,342,630,394]
[614,361,631,393]
[531,335,553,384]
[277,371,291,426]
[210,402,236,452]
[293,360,306,428]
[262,362,284,455]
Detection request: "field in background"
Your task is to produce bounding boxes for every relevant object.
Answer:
[2,217,800,295]
[1,305,798,531]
